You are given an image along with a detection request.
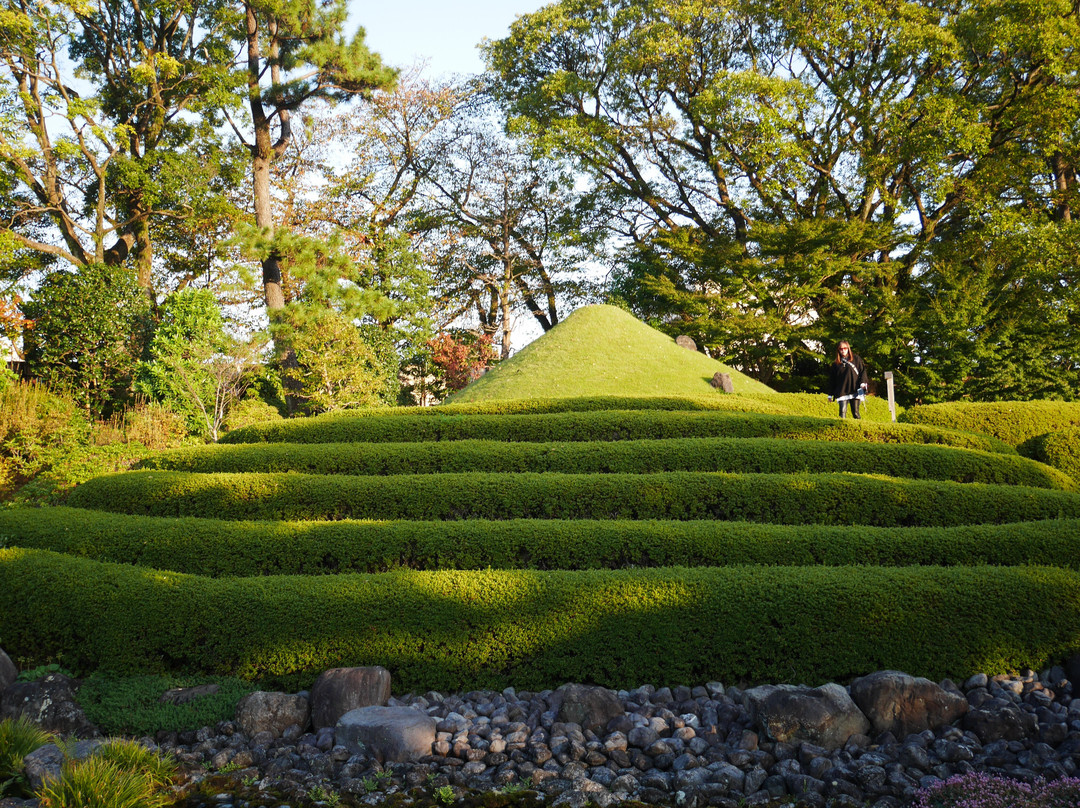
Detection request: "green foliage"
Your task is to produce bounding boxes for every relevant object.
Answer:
[140,437,1071,489]
[221,396,285,435]
[901,401,1080,449]
[33,738,176,808]
[0,717,52,799]
[4,508,1080,577]
[135,288,232,440]
[20,265,151,418]
[1028,428,1080,484]
[220,408,1011,454]
[77,674,255,737]
[65,469,1080,526]
[1,548,1078,691]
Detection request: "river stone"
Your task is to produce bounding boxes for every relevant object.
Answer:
[850,671,968,737]
[336,705,437,763]
[0,674,99,737]
[235,691,310,738]
[311,666,392,729]
[962,704,1027,743]
[0,647,15,692]
[551,684,623,732]
[22,740,104,790]
[745,683,870,751]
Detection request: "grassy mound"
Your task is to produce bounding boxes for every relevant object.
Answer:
[447,305,776,401]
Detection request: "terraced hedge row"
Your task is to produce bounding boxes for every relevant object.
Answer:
[901,400,1080,449]
[3,508,1079,577]
[1029,427,1080,483]
[221,410,1012,453]
[139,438,1071,489]
[2,548,1076,692]
[66,469,1080,526]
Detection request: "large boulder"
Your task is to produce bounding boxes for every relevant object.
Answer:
[0,673,99,737]
[336,706,436,763]
[850,670,968,738]
[0,647,16,692]
[310,666,391,729]
[963,704,1030,743]
[235,691,310,738]
[551,683,624,732]
[744,683,870,751]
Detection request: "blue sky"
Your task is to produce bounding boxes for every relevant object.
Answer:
[347,0,548,78]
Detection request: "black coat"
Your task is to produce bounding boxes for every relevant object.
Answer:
[829,354,868,398]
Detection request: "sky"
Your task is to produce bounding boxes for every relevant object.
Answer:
[348,0,548,79]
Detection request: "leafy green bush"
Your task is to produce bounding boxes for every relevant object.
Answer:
[0,717,53,798]
[221,409,1013,454]
[140,437,1070,489]
[4,508,1080,576]
[77,673,255,736]
[900,400,1080,449]
[65,469,1080,526]
[1,548,1077,691]
[1028,427,1080,484]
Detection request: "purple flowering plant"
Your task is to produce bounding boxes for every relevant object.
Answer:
[912,772,1080,808]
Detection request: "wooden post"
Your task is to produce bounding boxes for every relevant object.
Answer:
[884,371,897,422]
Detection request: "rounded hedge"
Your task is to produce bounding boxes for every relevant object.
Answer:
[4,508,1079,577]
[64,470,1080,526]
[139,438,1070,489]
[2,548,1077,692]
[900,400,1080,449]
[221,410,1013,454]
[1028,427,1080,484]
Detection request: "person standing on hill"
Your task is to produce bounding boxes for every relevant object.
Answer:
[828,340,869,419]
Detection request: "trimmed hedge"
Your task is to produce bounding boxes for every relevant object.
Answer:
[1028,427,1080,483]
[221,410,1013,454]
[64,470,1080,526]
[2,548,1077,691]
[900,400,1080,449]
[139,438,1071,489]
[4,508,1080,577]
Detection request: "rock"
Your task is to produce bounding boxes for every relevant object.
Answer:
[310,666,392,729]
[551,684,623,732]
[850,671,968,738]
[962,704,1027,743]
[22,739,104,790]
[1066,653,1080,688]
[160,684,221,705]
[0,647,16,692]
[676,335,697,352]
[336,705,437,763]
[235,691,310,738]
[0,673,99,737]
[711,372,734,393]
[744,683,870,751]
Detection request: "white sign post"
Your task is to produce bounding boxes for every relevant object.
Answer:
[884,371,896,422]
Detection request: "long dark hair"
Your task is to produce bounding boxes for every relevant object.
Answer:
[834,341,853,365]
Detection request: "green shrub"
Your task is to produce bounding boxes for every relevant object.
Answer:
[222,396,285,434]
[4,508,1080,576]
[77,673,255,736]
[1028,427,1080,484]
[65,469,1080,526]
[0,717,53,798]
[221,409,1013,454]
[2,548,1078,691]
[140,437,1070,489]
[900,400,1080,449]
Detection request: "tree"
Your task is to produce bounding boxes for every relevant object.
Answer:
[0,0,244,298]
[486,0,1080,398]
[135,288,262,441]
[20,264,150,416]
